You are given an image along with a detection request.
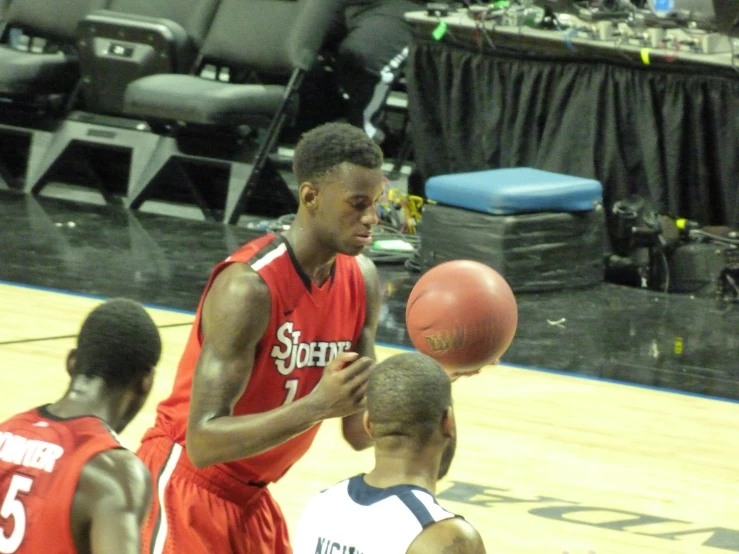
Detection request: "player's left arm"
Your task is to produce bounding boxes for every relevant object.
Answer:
[342,254,382,451]
[73,449,152,554]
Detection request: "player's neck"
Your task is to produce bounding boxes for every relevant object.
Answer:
[364,450,441,495]
[46,377,126,430]
[282,224,336,285]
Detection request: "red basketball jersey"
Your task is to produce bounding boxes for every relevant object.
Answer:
[145,234,367,484]
[0,406,122,554]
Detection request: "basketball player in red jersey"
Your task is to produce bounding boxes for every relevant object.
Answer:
[137,122,385,554]
[0,298,162,554]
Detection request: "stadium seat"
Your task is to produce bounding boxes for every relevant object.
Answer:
[123,0,339,224]
[0,0,105,98]
[0,0,12,28]
[0,0,106,189]
[25,0,223,201]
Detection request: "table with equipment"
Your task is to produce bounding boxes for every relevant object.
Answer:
[404,5,739,227]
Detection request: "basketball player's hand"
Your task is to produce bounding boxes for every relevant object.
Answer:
[448,359,498,382]
[308,352,374,420]
[448,369,482,382]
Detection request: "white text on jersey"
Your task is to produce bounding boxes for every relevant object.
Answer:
[0,432,64,473]
[315,537,363,554]
[270,322,352,375]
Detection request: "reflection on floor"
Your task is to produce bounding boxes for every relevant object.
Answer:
[1,189,738,401]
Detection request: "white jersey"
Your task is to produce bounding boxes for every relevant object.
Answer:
[293,474,459,554]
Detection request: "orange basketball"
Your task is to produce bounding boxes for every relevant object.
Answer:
[405,260,518,375]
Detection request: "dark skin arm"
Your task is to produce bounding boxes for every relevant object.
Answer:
[71,449,152,554]
[407,518,487,554]
[342,254,382,451]
[187,263,374,468]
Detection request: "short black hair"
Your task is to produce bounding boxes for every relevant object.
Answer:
[74,298,162,388]
[366,352,451,448]
[292,122,383,184]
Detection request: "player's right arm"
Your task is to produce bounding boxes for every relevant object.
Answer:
[186,263,373,468]
[407,518,487,554]
[72,449,152,554]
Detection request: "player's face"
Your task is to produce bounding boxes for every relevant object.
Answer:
[317,164,384,256]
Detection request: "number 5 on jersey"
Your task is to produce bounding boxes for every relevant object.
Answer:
[0,474,34,553]
[283,378,299,405]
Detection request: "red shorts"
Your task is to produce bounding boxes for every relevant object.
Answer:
[137,436,291,554]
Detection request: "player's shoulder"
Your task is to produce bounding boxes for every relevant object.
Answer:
[299,477,353,521]
[80,448,152,502]
[201,259,273,345]
[355,253,378,277]
[355,252,374,270]
[407,517,486,554]
[353,253,380,294]
[73,448,152,525]
[207,260,272,315]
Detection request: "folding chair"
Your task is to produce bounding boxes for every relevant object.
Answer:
[0,0,107,190]
[25,0,223,202]
[123,0,340,224]
[0,0,12,34]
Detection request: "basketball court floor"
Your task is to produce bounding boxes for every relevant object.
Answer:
[1,282,738,553]
[1,190,739,553]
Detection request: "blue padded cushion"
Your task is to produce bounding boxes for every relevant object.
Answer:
[425,167,603,215]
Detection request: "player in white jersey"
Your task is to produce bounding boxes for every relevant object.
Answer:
[294,352,486,554]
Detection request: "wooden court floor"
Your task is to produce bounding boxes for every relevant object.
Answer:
[1,282,738,554]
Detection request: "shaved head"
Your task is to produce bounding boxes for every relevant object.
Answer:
[367,352,452,448]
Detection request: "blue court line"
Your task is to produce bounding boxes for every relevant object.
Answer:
[496,361,739,406]
[2,278,737,406]
[374,339,739,405]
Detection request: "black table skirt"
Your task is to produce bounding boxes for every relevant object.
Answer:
[407,36,739,226]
